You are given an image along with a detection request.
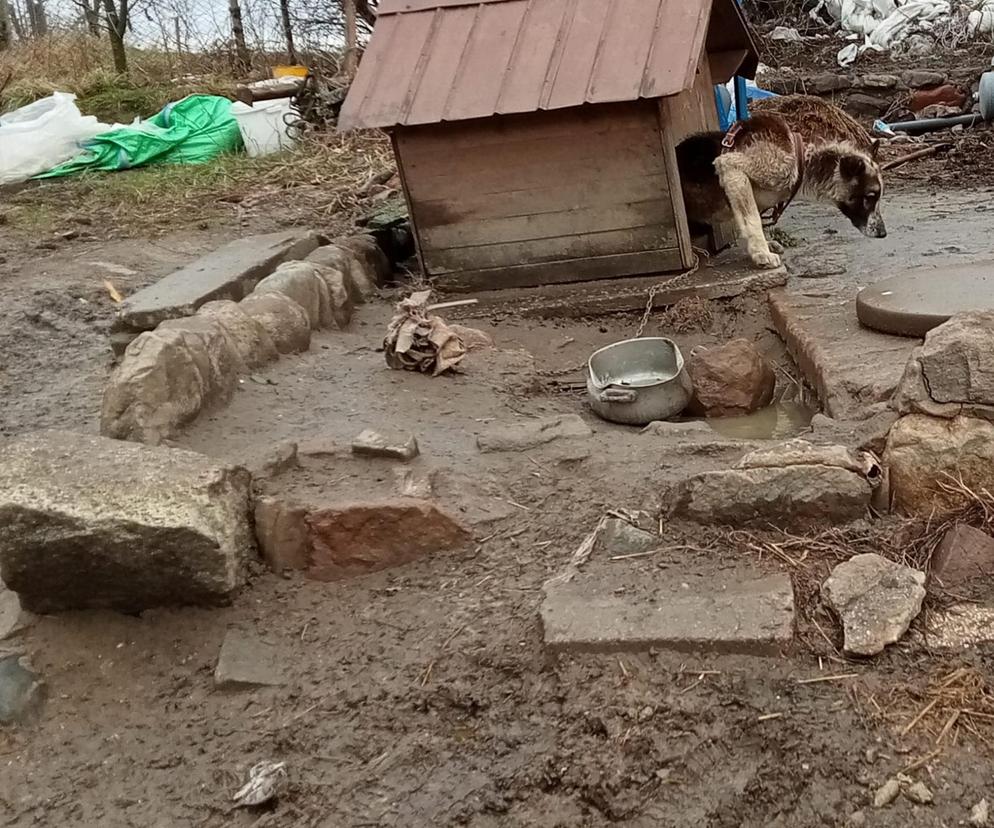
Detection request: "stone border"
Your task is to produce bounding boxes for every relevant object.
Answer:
[100,233,390,445]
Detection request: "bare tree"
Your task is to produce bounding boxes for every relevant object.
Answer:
[228,0,250,70]
[343,0,357,75]
[0,0,10,48]
[279,0,297,63]
[100,0,131,74]
[27,0,46,35]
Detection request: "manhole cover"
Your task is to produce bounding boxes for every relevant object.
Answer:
[856,263,994,338]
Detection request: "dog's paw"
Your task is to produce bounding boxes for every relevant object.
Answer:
[766,239,785,254]
[750,250,782,269]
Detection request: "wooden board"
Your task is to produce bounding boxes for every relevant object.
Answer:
[435,249,687,293]
[396,100,686,290]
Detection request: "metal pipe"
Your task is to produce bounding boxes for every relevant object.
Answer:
[889,113,982,135]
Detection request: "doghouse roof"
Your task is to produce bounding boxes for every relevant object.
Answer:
[339,0,759,131]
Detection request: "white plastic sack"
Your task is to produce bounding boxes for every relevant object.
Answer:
[0,92,112,186]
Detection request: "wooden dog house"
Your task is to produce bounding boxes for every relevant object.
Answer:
[339,0,760,292]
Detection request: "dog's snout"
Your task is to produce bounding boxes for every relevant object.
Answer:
[861,211,886,239]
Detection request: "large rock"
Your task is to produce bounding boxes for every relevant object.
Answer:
[0,655,46,724]
[919,311,994,405]
[101,328,212,444]
[306,499,470,580]
[670,465,871,527]
[197,299,279,370]
[0,431,254,613]
[335,235,391,287]
[157,315,241,397]
[238,292,311,354]
[893,313,994,421]
[254,261,332,329]
[884,414,994,514]
[686,339,775,416]
[310,262,354,329]
[822,553,925,656]
[307,245,370,303]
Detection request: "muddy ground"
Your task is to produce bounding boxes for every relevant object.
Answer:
[2,171,994,827]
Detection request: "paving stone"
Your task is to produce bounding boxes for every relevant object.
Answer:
[0,654,46,724]
[215,630,285,689]
[823,553,925,656]
[541,573,794,655]
[114,230,320,333]
[770,288,915,419]
[670,465,872,528]
[0,431,254,613]
[477,414,592,457]
[351,429,419,462]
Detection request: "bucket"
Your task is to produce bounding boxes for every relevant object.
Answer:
[231,98,297,158]
[272,65,308,79]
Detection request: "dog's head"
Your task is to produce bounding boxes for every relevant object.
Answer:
[831,143,886,238]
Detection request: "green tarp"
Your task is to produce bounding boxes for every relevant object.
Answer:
[36,94,243,179]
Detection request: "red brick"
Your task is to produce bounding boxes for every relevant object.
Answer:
[932,524,994,589]
[306,499,470,580]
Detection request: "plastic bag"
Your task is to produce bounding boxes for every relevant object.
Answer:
[0,92,111,186]
[36,95,244,179]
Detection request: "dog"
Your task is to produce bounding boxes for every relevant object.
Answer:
[676,110,886,269]
[750,94,879,154]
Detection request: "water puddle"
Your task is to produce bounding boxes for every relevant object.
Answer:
[705,401,816,440]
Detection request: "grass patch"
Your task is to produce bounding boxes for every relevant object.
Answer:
[7,131,395,237]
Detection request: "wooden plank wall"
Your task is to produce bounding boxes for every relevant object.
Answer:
[395,101,685,291]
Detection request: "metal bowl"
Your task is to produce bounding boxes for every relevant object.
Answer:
[587,337,692,426]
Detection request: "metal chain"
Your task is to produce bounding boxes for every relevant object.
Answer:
[633,251,705,338]
[535,250,707,379]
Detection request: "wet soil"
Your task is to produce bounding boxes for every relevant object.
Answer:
[1,182,993,826]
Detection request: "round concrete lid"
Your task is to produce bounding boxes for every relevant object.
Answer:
[856,264,994,338]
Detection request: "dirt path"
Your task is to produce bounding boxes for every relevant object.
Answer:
[1,183,993,826]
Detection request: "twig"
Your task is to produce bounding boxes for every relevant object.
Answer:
[795,673,859,685]
[609,550,660,561]
[900,749,942,774]
[426,299,479,311]
[881,143,952,171]
[901,698,940,736]
[757,713,784,722]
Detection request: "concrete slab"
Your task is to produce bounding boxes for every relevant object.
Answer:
[856,262,994,338]
[769,287,915,419]
[114,230,321,337]
[541,572,794,656]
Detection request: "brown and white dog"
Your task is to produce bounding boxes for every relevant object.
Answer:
[676,110,886,269]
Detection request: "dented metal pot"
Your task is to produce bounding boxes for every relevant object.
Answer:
[587,337,693,426]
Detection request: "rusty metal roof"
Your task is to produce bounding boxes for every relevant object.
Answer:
[339,0,758,131]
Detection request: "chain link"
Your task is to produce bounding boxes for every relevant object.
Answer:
[536,249,707,379]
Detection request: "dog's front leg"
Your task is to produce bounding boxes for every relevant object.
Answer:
[714,160,781,269]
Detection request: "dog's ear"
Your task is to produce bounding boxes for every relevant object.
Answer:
[869,139,881,161]
[839,155,866,179]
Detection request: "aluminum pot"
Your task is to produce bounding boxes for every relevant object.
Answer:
[586,337,693,426]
